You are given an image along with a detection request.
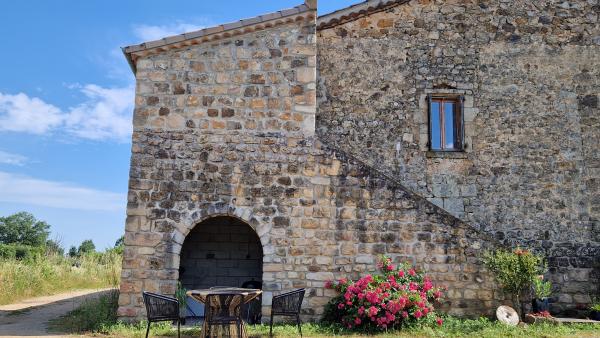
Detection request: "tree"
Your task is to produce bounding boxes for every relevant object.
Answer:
[112,235,125,255]
[0,212,50,246]
[46,239,64,256]
[78,239,95,255]
[68,246,78,257]
[114,235,124,248]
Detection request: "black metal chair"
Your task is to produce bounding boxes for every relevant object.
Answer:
[142,291,181,338]
[203,293,245,338]
[269,289,305,337]
[241,280,262,325]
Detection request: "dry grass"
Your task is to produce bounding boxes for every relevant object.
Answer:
[0,251,121,305]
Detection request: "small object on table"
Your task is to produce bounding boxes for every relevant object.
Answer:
[270,289,305,338]
[497,305,520,326]
[142,291,181,338]
[188,288,262,338]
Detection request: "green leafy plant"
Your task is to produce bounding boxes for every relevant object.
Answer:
[175,282,187,315]
[532,275,552,299]
[483,248,545,314]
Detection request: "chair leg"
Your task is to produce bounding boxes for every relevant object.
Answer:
[297,315,302,338]
[269,313,274,337]
[177,319,181,338]
[145,321,151,338]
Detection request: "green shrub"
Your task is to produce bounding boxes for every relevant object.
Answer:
[532,275,552,299]
[483,248,545,312]
[323,256,445,332]
[0,244,44,260]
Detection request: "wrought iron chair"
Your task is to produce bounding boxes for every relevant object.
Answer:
[142,291,181,338]
[241,280,262,325]
[203,293,245,338]
[269,289,305,337]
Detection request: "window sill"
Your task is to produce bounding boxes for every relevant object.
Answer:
[426,151,468,159]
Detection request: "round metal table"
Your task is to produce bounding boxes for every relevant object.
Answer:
[187,288,262,338]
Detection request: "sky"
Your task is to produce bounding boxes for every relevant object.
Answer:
[0,0,358,250]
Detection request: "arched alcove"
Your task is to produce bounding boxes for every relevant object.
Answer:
[178,216,263,290]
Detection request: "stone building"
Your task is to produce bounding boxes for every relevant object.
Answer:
[118,0,599,320]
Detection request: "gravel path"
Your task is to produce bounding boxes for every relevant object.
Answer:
[0,289,114,337]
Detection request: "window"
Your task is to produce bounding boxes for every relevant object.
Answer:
[428,95,464,151]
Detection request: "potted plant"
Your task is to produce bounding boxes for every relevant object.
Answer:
[175,282,188,325]
[531,275,552,313]
[590,297,600,321]
[483,248,545,317]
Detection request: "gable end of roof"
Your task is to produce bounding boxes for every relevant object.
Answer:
[122,2,316,74]
[317,0,408,31]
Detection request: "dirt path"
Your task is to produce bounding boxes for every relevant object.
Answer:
[0,288,114,337]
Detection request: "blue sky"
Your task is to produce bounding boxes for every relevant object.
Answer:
[0,0,358,250]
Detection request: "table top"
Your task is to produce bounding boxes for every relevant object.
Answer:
[187,288,262,304]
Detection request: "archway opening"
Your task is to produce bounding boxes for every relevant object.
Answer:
[179,215,263,290]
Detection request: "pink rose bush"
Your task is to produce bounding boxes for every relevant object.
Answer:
[323,256,445,332]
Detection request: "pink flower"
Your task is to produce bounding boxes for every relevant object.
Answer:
[423,307,429,315]
[358,306,365,315]
[402,311,409,318]
[354,317,362,325]
[338,303,345,309]
[339,278,348,285]
[434,290,442,299]
[386,264,394,271]
[423,279,433,291]
[325,280,333,289]
[436,317,443,326]
[398,270,405,277]
[414,310,423,319]
[368,306,378,317]
[409,269,416,276]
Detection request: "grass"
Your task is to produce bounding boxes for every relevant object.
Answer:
[0,251,121,305]
[50,291,600,338]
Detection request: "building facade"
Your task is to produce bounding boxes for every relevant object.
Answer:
[118,0,599,320]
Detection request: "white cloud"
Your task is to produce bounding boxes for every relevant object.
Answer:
[65,84,134,141]
[133,22,208,41]
[0,171,125,211]
[0,151,27,166]
[0,93,63,134]
[0,84,134,142]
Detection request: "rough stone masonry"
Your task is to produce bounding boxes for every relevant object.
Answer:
[118,0,599,321]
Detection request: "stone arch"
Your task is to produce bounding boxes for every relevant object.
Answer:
[178,215,265,291]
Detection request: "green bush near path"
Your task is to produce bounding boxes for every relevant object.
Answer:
[50,291,600,338]
[0,251,121,305]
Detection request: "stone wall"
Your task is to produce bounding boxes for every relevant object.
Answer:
[119,0,599,321]
[118,3,503,319]
[179,216,262,290]
[118,11,319,318]
[317,0,600,314]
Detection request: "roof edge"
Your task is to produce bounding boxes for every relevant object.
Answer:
[317,0,407,31]
[123,2,316,74]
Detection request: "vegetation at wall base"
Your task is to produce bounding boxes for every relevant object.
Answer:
[50,290,600,338]
[322,255,445,332]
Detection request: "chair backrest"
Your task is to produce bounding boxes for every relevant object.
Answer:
[204,293,245,322]
[241,280,262,289]
[209,286,231,290]
[142,291,179,321]
[272,289,305,315]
